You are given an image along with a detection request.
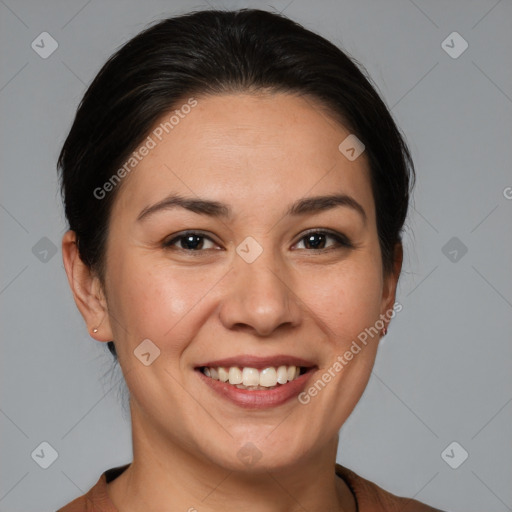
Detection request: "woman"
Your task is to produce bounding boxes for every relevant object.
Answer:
[57,8,445,511]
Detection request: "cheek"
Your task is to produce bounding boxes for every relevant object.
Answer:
[105,256,222,349]
[106,241,383,356]
[298,260,383,346]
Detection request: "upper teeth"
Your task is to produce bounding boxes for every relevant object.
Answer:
[203,365,301,387]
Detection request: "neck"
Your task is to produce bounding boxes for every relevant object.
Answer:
[107,405,356,512]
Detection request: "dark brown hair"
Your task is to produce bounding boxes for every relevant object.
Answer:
[58,8,415,359]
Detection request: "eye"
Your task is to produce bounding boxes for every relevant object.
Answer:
[163,231,219,251]
[293,230,353,251]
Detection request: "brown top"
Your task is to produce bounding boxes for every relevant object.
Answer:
[56,463,444,512]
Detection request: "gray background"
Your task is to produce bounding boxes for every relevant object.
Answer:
[1,0,511,510]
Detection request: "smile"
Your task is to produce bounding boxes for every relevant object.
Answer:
[195,356,317,409]
[199,365,307,390]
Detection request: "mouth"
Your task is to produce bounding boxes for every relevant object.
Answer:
[194,355,317,409]
[197,364,309,390]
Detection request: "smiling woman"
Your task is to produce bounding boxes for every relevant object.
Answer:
[56,8,445,512]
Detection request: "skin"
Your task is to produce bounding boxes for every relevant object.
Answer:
[62,92,402,511]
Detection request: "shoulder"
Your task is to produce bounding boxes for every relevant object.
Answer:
[335,464,446,512]
[56,464,129,512]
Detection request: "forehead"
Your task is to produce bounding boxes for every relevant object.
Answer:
[112,92,375,222]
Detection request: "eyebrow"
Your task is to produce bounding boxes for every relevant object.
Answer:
[137,193,367,224]
[287,194,366,224]
[137,194,230,222]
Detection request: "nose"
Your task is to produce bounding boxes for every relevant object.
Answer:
[218,250,302,337]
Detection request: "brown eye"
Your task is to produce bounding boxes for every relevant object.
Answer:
[294,230,352,251]
[163,231,218,251]
[303,232,328,250]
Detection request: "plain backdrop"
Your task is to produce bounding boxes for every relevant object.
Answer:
[1,1,511,511]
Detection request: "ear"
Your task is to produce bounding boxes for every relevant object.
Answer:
[380,242,403,323]
[61,230,113,342]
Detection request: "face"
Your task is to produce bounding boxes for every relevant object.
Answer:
[79,92,400,471]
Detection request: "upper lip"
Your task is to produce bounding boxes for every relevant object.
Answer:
[196,355,316,370]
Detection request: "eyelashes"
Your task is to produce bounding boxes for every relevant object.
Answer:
[163,231,218,251]
[294,229,353,251]
[162,229,353,253]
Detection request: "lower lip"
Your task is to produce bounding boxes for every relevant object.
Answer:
[196,369,316,409]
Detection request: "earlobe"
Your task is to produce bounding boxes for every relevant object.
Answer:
[61,230,114,342]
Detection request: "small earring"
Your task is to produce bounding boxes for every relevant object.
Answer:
[381,325,388,336]
[92,328,98,333]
